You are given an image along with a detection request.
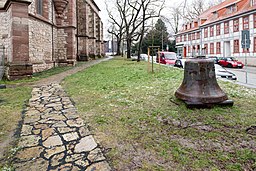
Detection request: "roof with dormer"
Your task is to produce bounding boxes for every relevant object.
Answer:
[177,0,256,35]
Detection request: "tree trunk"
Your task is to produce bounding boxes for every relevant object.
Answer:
[126,39,132,59]
[116,38,121,56]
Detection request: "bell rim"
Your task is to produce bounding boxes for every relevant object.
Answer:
[175,89,228,104]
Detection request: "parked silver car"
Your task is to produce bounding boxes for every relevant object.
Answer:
[215,64,237,80]
[174,59,237,80]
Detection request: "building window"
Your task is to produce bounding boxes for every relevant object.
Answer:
[243,48,249,53]
[204,28,208,38]
[226,4,237,14]
[180,35,182,42]
[243,16,249,30]
[210,43,214,54]
[210,26,214,37]
[251,0,256,6]
[233,19,239,32]
[213,11,218,19]
[216,42,221,54]
[37,0,43,15]
[234,40,239,53]
[192,46,196,54]
[204,44,208,55]
[188,34,191,41]
[197,45,200,53]
[184,34,187,41]
[224,21,229,34]
[188,46,191,53]
[216,24,220,35]
[196,32,200,39]
[254,37,256,52]
[192,33,195,40]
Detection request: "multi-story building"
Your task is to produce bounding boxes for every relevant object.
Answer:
[0,0,104,80]
[176,0,256,66]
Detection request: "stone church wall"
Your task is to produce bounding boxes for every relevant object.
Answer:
[29,18,54,72]
[0,0,103,80]
[28,0,56,72]
[0,8,13,63]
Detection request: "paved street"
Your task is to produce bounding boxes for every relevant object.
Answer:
[226,66,256,88]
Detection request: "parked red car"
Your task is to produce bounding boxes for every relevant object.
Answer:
[156,52,177,65]
[218,57,244,68]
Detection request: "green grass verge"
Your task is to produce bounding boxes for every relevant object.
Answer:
[0,87,32,141]
[0,86,32,170]
[62,57,256,170]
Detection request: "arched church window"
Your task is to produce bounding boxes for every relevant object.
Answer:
[37,0,43,15]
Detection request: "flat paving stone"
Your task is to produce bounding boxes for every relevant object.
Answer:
[14,83,111,170]
[43,135,63,148]
[74,135,98,153]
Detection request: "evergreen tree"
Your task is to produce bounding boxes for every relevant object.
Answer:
[139,19,175,54]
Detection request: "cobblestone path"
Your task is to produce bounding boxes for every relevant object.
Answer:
[14,83,111,171]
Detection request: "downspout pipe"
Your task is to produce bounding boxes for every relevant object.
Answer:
[200,27,203,56]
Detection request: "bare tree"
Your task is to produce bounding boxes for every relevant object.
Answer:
[161,5,181,35]
[181,0,224,22]
[116,0,165,59]
[181,0,206,21]
[136,0,165,61]
[207,0,224,7]
[106,1,125,56]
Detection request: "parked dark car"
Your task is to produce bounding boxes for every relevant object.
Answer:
[174,58,186,68]
[207,56,219,64]
[218,57,244,68]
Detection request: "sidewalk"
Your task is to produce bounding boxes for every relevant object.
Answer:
[13,58,113,170]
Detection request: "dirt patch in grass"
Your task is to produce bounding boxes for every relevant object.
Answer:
[63,57,256,170]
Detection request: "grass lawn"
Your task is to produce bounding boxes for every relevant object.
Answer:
[63,57,256,171]
[0,86,32,168]
[0,87,32,141]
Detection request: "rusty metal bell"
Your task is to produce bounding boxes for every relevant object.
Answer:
[175,56,233,107]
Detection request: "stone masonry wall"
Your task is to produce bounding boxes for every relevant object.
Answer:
[0,0,103,79]
[28,0,57,72]
[77,0,89,59]
[0,8,12,63]
[54,0,76,64]
[29,18,54,72]
[56,28,68,61]
[76,0,104,59]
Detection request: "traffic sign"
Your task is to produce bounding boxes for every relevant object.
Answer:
[241,30,250,49]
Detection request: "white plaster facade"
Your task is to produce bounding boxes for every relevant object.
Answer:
[176,0,256,66]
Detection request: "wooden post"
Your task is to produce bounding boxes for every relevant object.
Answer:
[147,47,150,73]
[158,48,160,70]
